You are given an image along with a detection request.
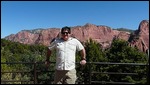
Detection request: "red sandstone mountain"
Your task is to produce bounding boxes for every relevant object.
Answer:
[4,20,149,53]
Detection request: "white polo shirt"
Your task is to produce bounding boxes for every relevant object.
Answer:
[48,37,84,70]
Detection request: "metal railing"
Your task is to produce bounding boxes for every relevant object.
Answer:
[1,62,149,84]
[87,62,149,84]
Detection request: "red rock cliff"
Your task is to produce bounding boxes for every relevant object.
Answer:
[5,20,149,53]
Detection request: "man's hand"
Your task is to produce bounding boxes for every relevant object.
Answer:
[80,60,86,65]
[45,60,50,68]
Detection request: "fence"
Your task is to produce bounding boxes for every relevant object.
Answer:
[1,62,149,84]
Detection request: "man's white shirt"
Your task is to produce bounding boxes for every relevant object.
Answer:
[48,37,84,70]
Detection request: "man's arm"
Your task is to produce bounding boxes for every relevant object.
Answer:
[80,48,86,65]
[80,48,86,60]
[46,48,51,61]
[45,48,51,67]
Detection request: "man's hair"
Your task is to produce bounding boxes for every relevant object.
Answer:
[61,26,71,34]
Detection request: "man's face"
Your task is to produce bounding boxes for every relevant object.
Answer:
[61,30,70,41]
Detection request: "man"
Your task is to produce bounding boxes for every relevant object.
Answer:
[45,26,86,84]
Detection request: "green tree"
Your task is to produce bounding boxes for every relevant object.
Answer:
[76,38,108,84]
[105,39,148,84]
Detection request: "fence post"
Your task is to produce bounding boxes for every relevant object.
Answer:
[147,49,149,84]
[89,62,92,84]
[147,64,149,84]
[34,62,37,84]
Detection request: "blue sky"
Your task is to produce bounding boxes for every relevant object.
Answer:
[1,1,149,38]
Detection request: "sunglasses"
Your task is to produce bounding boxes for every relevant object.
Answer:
[61,32,70,34]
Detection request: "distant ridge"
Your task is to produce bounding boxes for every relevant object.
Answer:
[4,20,149,53]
